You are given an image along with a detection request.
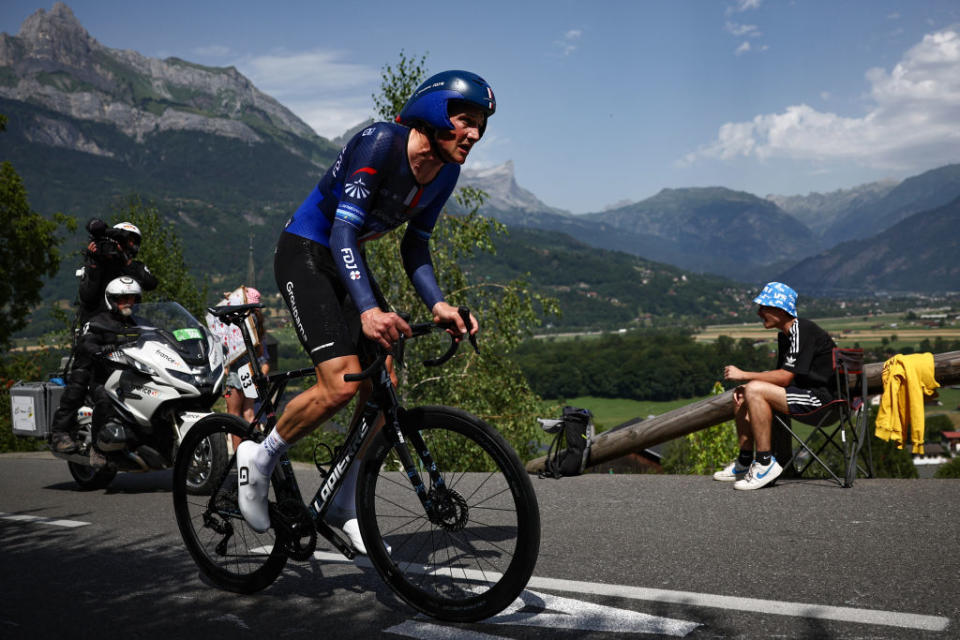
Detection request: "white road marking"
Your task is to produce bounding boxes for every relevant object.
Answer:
[525,575,951,633]
[257,548,952,633]
[0,512,90,528]
[488,589,698,635]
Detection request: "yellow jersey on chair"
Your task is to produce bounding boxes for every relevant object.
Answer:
[875,352,939,454]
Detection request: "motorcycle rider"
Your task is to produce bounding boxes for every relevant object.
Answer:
[50,220,157,454]
[51,277,141,466]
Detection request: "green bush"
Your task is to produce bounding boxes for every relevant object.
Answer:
[934,456,960,479]
[869,438,918,478]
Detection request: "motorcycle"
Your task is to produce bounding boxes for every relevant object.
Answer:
[52,301,227,493]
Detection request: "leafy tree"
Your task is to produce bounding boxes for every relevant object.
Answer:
[0,113,73,450]
[0,151,74,348]
[110,196,207,319]
[296,52,560,466]
[371,50,428,121]
[925,414,953,442]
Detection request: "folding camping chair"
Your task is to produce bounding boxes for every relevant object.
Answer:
[775,348,874,487]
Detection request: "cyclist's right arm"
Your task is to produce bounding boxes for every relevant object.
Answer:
[328,130,410,347]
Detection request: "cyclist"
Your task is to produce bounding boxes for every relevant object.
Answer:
[238,70,493,549]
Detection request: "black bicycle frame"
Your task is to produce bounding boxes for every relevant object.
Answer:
[211,303,462,557]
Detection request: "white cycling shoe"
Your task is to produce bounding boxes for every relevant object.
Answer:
[340,518,368,555]
[330,514,391,556]
[237,440,271,533]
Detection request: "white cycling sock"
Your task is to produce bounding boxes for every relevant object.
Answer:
[330,462,359,518]
[252,428,288,476]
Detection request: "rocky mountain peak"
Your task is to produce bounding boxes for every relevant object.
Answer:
[15,3,96,64]
[1,3,329,160]
[464,159,515,182]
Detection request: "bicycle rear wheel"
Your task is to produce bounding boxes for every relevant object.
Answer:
[357,406,540,622]
[172,413,288,593]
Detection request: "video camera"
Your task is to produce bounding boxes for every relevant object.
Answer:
[85,218,126,262]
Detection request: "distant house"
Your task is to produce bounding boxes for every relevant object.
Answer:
[942,431,960,455]
[913,442,949,465]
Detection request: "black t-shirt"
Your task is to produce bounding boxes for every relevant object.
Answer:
[776,317,836,395]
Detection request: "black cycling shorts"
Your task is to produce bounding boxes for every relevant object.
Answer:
[274,231,386,366]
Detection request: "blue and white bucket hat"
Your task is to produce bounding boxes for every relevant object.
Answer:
[753,282,797,317]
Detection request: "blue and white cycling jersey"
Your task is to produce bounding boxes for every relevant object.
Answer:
[283,122,459,313]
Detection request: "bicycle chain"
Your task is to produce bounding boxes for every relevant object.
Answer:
[274,499,317,561]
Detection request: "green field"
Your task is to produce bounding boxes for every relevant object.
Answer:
[548,394,711,433]
[696,311,960,351]
[930,386,960,428]
[552,385,960,437]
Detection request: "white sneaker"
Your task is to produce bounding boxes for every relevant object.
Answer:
[237,441,271,533]
[713,459,749,482]
[733,458,783,491]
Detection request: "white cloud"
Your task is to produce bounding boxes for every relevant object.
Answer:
[229,48,380,138]
[725,21,760,37]
[727,0,763,15]
[554,29,583,56]
[238,49,377,97]
[735,41,751,56]
[682,28,960,171]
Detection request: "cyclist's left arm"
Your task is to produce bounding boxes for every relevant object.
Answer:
[401,179,477,337]
[401,172,455,313]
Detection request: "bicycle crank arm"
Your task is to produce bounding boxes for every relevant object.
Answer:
[316,520,356,560]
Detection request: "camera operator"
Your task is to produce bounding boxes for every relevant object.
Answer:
[76,219,157,326]
[49,220,157,454]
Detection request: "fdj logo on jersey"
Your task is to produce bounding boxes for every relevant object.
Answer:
[340,248,361,281]
[345,178,370,199]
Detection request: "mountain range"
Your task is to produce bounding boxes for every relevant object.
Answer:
[2,3,958,313]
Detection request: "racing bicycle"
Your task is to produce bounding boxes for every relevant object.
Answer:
[172,303,541,622]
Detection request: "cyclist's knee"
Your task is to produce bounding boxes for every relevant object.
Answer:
[300,377,358,415]
[326,378,361,410]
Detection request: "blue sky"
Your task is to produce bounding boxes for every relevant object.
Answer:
[4,0,960,213]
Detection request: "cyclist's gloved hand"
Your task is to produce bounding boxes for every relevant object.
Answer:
[360,308,412,350]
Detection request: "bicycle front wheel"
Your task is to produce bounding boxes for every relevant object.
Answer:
[172,413,288,593]
[357,406,540,622]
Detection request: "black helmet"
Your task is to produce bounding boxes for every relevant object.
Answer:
[397,70,495,136]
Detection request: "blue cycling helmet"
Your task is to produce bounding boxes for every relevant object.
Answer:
[753,282,798,317]
[397,70,496,136]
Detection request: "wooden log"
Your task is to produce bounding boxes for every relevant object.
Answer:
[525,350,960,474]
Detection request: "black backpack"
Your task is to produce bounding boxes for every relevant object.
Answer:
[539,406,594,478]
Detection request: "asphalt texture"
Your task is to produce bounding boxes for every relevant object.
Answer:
[1,452,958,639]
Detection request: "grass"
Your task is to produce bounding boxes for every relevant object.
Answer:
[545,394,712,433]
[929,386,960,428]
